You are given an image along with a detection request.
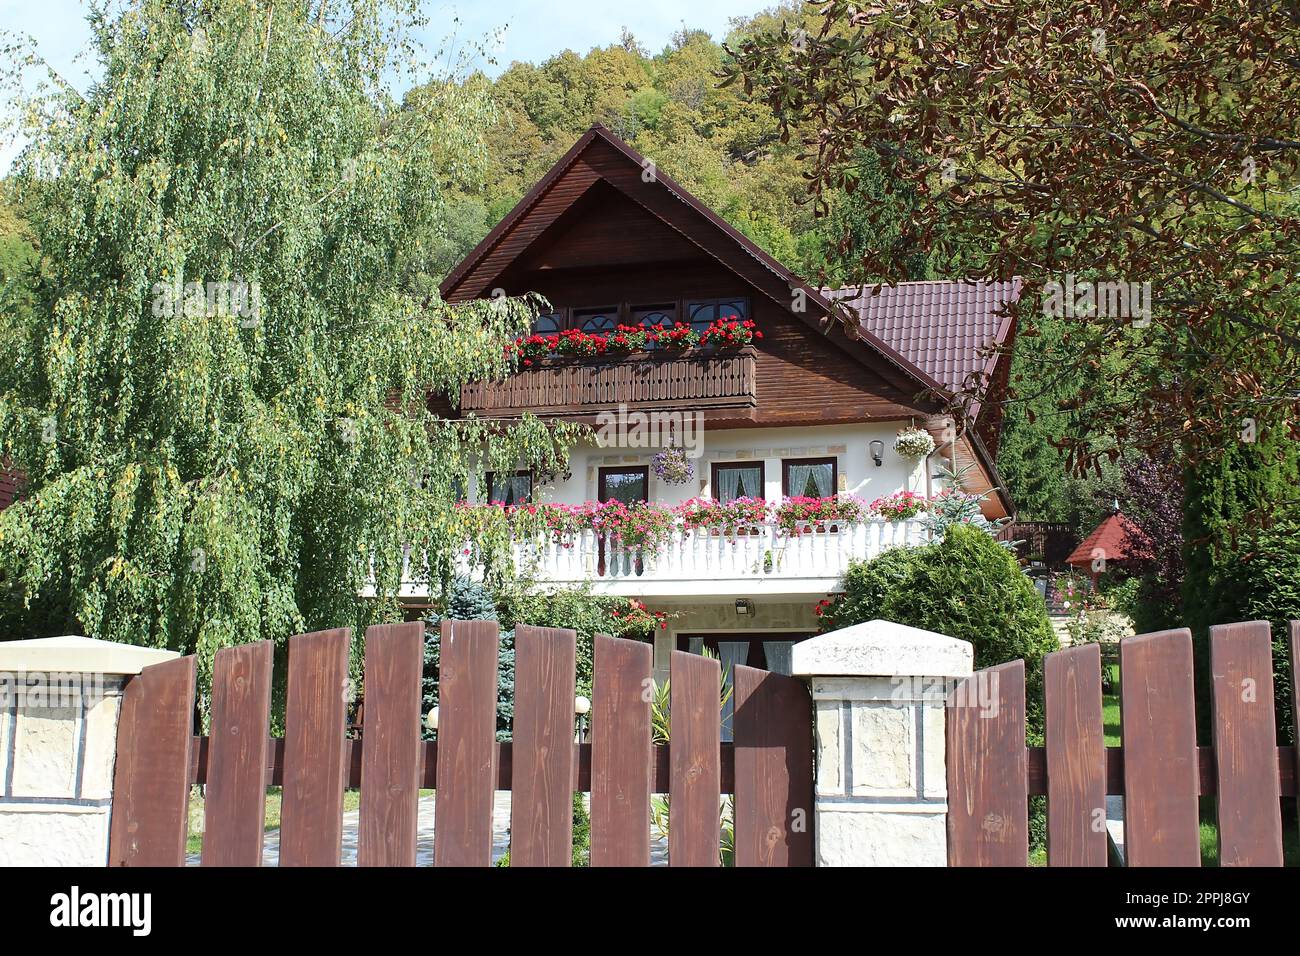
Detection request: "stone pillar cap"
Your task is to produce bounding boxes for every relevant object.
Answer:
[0,635,179,675]
[792,619,973,678]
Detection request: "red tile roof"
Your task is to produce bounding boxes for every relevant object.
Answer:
[1065,512,1149,569]
[828,279,1022,414]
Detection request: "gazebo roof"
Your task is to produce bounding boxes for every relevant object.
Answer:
[1065,512,1147,569]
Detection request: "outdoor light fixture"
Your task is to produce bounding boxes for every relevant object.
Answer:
[735,598,754,616]
[575,696,591,742]
[869,440,884,466]
[425,706,439,732]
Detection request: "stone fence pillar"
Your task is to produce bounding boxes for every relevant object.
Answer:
[792,619,973,866]
[0,636,178,866]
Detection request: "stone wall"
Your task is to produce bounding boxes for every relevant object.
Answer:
[0,636,178,867]
[0,677,125,865]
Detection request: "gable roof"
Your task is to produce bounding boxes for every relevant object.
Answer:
[440,124,946,406]
[828,280,1021,413]
[1066,512,1149,569]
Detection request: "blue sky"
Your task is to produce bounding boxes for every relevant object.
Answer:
[0,0,770,169]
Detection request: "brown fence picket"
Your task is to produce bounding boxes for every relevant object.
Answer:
[510,625,578,866]
[357,622,425,867]
[947,660,1028,866]
[668,649,721,867]
[1210,621,1283,866]
[1044,643,1106,866]
[434,619,500,866]
[201,641,273,867]
[108,655,196,866]
[1293,621,1300,799]
[1120,629,1201,866]
[590,633,652,867]
[732,665,813,867]
[278,628,351,867]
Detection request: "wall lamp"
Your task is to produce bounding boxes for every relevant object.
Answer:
[869,440,885,467]
[735,598,755,616]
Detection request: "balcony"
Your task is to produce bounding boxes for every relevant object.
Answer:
[459,348,757,417]
[392,518,928,600]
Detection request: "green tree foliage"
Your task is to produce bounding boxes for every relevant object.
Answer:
[1182,432,1300,739]
[422,578,514,740]
[0,1,578,688]
[424,3,929,285]
[1223,517,1300,746]
[0,191,35,285]
[726,0,1300,469]
[823,526,1058,845]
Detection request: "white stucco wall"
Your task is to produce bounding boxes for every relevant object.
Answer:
[472,422,942,507]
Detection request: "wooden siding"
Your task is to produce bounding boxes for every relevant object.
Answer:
[454,253,934,425]
[443,136,939,420]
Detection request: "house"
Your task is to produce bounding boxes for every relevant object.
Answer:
[427,124,1021,698]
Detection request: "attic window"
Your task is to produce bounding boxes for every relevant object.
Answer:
[576,308,618,334]
[532,312,561,334]
[687,298,748,334]
[632,305,675,348]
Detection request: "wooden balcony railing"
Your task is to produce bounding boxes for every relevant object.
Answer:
[460,348,757,416]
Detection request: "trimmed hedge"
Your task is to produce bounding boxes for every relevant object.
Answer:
[825,525,1058,709]
[823,524,1060,847]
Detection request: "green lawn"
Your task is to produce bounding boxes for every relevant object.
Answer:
[1102,662,1299,866]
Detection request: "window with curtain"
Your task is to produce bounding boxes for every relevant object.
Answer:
[712,463,764,503]
[717,641,749,743]
[783,457,836,498]
[487,471,532,506]
[762,641,795,676]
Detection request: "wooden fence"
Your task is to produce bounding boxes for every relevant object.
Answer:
[948,619,1300,866]
[107,622,813,867]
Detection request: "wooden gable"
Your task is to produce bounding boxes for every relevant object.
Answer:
[512,182,705,273]
[441,126,947,427]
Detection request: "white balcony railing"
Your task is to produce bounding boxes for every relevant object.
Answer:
[393,518,929,599]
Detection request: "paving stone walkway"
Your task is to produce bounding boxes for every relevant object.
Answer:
[188,792,670,866]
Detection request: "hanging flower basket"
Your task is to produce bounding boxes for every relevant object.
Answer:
[893,427,936,460]
[651,447,694,485]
